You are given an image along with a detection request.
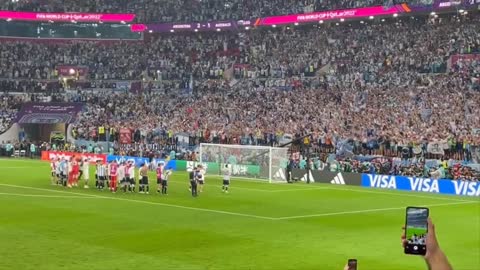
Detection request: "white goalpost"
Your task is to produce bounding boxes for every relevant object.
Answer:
[198,143,289,183]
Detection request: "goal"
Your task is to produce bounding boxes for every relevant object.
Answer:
[198,143,289,183]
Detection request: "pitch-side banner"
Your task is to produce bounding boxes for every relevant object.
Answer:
[291,169,362,186]
[41,151,106,164]
[362,174,480,197]
[106,155,175,169]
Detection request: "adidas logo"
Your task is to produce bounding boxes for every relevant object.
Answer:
[274,168,286,180]
[330,173,346,185]
[301,171,315,183]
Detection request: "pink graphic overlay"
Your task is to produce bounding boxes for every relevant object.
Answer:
[0,11,135,22]
[259,5,407,25]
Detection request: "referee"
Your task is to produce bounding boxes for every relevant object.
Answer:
[190,166,198,197]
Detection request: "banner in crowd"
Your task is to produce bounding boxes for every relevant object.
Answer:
[133,19,254,33]
[290,169,362,185]
[472,146,480,164]
[362,174,480,197]
[434,0,463,9]
[426,141,449,155]
[41,151,106,164]
[56,66,89,77]
[449,54,480,71]
[119,128,132,144]
[0,11,135,23]
[16,102,84,124]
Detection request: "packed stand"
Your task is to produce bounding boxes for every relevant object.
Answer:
[0,14,478,165]
[0,94,26,133]
[0,34,238,82]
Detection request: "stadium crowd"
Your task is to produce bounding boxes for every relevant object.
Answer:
[0,14,478,178]
[3,0,389,23]
[0,94,26,134]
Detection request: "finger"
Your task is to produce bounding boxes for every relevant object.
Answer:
[427,217,435,233]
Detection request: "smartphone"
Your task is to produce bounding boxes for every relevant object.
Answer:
[347,259,357,270]
[404,207,429,255]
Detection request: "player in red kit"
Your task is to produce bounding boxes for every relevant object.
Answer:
[156,162,164,194]
[109,160,119,193]
[68,157,76,188]
[73,157,80,187]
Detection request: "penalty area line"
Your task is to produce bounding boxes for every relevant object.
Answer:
[0,192,101,199]
[0,183,276,221]
[275,201,478,220]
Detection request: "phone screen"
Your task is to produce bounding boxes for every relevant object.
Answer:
[348,259,357,270]
[404,207,429,255]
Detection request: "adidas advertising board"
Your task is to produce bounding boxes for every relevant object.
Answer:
[290,169,361,186]
[362,174,480,197]
[273,168,287,181]
[330,173,346,185]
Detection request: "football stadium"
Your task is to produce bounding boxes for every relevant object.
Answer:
[0,0,480,270]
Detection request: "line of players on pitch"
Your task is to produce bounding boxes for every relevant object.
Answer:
[50,157,232,196]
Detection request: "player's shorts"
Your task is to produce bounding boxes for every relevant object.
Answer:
[198,180,204,185]
[157,178,162,184]
[51,171,56,177]
[161,180,167,186]
[111,176,117,182]
[141,176,148,185]
[223,180,230,185]
[128,178,135,185]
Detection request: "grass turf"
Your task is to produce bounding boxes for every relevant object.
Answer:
[0,158,479,270]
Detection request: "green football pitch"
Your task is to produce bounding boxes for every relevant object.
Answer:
[0,159,479,270]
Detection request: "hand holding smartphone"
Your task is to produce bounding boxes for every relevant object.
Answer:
[404,207,429,256]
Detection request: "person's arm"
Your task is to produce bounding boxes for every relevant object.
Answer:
[423,218,452,270]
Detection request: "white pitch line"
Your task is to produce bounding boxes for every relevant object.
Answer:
[270,185,475,202]
[0,183,101,198]
[320,186,475,202]
[275,201,478,220]
[0,183,275,220]
[0,192,100,199]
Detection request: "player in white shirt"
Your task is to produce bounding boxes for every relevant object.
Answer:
[50,158,57,185]
[161,169,172,195]
[96,161,107,190]
[222,164,231,193]
[61,158,69,187]
[55,159,61,185]
[127,161,136,192]
[118,162,126,192]
[198,166,206,193]
[82,158,90,188]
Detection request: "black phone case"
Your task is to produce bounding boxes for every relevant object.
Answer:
[404,206,429,256]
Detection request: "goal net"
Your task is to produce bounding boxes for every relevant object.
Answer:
[198,143,289,183]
